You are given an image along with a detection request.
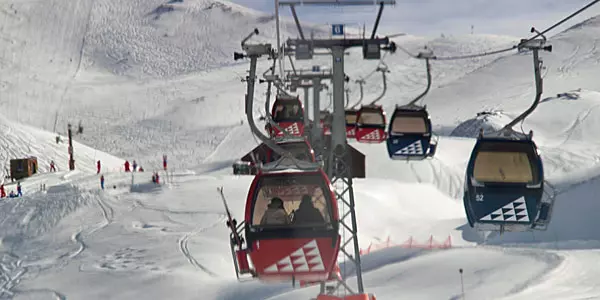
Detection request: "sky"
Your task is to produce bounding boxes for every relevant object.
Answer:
[230,0,600,38]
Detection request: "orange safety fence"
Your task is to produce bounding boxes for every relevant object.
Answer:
[360,235,452,255]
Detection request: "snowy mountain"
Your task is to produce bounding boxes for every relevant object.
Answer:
[0,0,522,170]
[2,0,600,299]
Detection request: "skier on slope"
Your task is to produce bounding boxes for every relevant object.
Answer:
[0,184,5,198]
[16,182,22,197]
[132,160,137,172]
[50,160,56,172]
[124,160,130,172]
[100,175,105,190]
[162,155,167,171]
[97,160,101,174]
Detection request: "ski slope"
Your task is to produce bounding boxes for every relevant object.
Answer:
[2,0,600,299]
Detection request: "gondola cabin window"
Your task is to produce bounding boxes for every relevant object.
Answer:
[273,103,303,122]
[252,177,332,227]
[473,151,536,183]
[357,111,384,126]
[391,116,427,134]
[345,113,357,124]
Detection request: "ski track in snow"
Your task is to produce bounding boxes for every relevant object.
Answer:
[15,288,67,300]
[62,192,115,262]
[177,217,225,277]
[0,253,26,299]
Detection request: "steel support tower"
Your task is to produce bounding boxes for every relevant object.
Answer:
[277,1,396,297]
[287,69,332,157]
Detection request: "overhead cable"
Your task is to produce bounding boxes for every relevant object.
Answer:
[397,0,600,61]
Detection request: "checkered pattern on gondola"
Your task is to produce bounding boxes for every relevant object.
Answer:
[480,196,530,222]
[361,130,382,141]
[346,127,356,136]
[394,140,424,155]
[284,123,301,135]
[264,240,325,273]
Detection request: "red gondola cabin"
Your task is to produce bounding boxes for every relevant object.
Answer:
[237,169,340,282]
[269,95,305,138]
[355,105,387,143]
[345,109,358,139]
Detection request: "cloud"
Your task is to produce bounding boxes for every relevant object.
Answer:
[230,0,600,37]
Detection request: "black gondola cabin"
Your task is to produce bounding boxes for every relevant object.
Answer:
[386,106,436,160]
[463,135,550,232]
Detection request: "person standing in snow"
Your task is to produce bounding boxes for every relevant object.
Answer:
[132,160,137,172]
[16,182,22,197]
[97,160,101,174]
[50,160,56,172]
[0,184,5,198]
[100,175,105,190]
[124,160,130,172]
[162,155,167,171]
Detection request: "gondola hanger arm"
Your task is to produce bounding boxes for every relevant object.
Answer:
[349,78,366,109]
[501,28,552,134]
[259,68,298,140]
[368,62,390,106]
[237,29,315,168]
[405,48,433,107]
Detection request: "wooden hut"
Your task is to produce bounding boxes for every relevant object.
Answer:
[10,157,38,180]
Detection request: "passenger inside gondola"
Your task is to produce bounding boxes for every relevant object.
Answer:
[289,105,303,119]
[473,151,537,183]
[357,111,384,126]
[260,197,290,225]
[273,105,285,121]
[253,183,330,227]
[391,116,427,134]
[292,195,325,225]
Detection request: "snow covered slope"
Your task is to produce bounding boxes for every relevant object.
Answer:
[5,0,600,299]
[0,0,520,170]
[0,115,123,179]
